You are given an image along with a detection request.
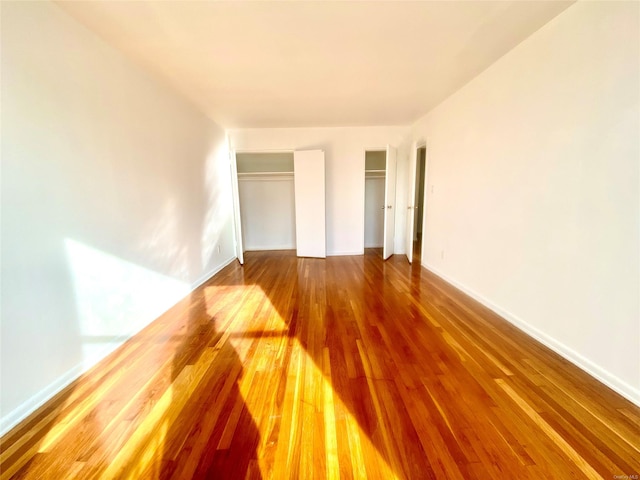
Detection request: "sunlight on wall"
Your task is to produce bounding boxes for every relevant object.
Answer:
[201,140,233,268]
[137,197,190,281]
[65,238,189,370]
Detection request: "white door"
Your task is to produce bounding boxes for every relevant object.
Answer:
[294,150,326,258]
[230,150,244,264]
[383,145,397,260]
[405,145,418,264]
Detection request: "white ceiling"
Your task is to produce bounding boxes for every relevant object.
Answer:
[56,1,574,128]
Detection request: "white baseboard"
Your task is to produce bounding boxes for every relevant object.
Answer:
[424,262,640,407]
[327,250,364,256]
[190,255,236,291]
[0,255,238,437]
[0,365,82,437]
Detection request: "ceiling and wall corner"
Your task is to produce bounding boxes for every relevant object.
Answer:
[55,0,575,128]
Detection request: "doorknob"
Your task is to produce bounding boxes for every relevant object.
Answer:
[387,205,392,209]
[381,206,385,210]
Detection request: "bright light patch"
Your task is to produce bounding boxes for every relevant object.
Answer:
[65,238,189,370]
[215,284,399,479]
[137,197,190,280]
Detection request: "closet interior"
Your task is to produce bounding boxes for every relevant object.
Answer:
[236,152,296,251]
[364,150,386,250]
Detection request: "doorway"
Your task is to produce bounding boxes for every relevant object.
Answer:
[405,144,426,264]
[412,146,426,262]
[232,150,327,261]
[364,150,386,255]
[236,152,296,253]
[364,146,397,259]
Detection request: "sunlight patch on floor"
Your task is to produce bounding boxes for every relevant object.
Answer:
[220,285,399,479]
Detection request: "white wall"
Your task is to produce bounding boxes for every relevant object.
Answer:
[400,1,639,402]
[239,175,296,250]
[1,1,236,434]
[229,127,408,255]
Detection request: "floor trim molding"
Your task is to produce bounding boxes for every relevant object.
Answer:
[424,262,640,407]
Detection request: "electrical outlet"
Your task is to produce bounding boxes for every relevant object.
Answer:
[441,249,445,259]
[217,245,221,254]
[431,185,435,194]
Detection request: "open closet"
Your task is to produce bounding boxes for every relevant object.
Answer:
[233,150,326,261]
[364,151,386,250]
[364,146,396,259]
[236,152,296,251]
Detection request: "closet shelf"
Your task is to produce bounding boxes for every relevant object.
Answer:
[365,169,386,179]
[238,171,294,177]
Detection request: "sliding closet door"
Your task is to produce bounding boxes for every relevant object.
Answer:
[293,150,326,258]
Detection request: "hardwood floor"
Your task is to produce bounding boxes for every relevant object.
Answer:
[1,250,639,479]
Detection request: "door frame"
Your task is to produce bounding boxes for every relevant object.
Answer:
[363,147,389,256]
[230,148,295,264]
[415,141,428,265]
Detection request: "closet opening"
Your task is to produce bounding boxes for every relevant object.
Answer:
[412,146,427,262]
[364,150,386,258]
[236,152,296,253]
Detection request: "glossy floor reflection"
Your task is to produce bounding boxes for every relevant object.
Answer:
[2,250,639,479]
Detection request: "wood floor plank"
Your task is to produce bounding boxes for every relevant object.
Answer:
[2,249,639,479]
